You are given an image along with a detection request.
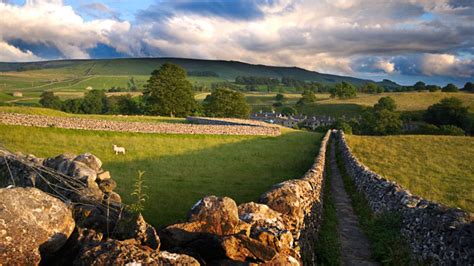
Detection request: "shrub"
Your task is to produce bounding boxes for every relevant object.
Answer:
[203,88,251,118]
[424,97,469,130]
[330,82,357,99]
[442,83,459,92]
[39,91,62,110]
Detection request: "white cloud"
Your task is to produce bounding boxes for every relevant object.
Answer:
[374,59,396,74]
[0,41,42,61]
[421,53,473,77]
[0,1,130,60]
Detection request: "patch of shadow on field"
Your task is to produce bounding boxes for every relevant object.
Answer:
[104,131,322,227]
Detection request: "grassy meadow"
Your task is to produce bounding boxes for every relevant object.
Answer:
[346,135,474,213]
[0,123,322,226]
[322,92,474,111]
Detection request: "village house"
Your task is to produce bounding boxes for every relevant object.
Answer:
[12,92,23,97]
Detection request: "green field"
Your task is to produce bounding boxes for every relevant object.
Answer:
[322,92,474,112]
[0,121,322,226]
[346,135,474,213]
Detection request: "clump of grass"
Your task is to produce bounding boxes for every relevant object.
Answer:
[335,140,413,265]
[315,149,341,265]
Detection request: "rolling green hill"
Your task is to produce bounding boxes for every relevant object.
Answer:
[0,57,374,86]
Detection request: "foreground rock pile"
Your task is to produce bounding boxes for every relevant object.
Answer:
[0,112,280,136]
[337,130,474,264]
[0,130,330,265]
[0,150,197,265]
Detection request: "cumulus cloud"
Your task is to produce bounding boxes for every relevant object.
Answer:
[421,53,473,77]
[0,1,130,59]
[0,41,42,61]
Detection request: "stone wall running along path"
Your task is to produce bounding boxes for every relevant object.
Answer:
[0,112,280,136]
[336,130,474,264]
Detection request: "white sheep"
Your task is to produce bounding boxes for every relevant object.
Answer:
[113,144,126,155]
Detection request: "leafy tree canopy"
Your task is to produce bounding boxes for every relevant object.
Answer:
[143,63,197,117]
[374,96,397,112]
[40,91,62,110]
[330,82,357,99]
[203,88,250,118]
[441,83,459,92]
[463,82,474,93]
[424,97,469,130]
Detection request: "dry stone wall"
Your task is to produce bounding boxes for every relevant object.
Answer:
[0,112,280,136]
[336,130,474,264]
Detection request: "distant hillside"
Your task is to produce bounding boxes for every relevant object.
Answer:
[0,57,391,87]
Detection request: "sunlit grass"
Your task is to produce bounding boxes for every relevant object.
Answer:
[322,92,474,111]
[346,135,474,213]
[0,124,322,226]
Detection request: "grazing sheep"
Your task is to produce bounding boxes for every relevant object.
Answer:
[113,144,126,155]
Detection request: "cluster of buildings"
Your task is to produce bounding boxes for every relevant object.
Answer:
[251,111,337,130]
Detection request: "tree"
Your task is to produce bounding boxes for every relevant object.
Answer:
[281,106,297,116]
[39,91,62,110]
[275,93,285,102]
[414,81,426,91]
[330,82,357,99]
[374,96,396,112]
[424,97,469,130]
[427,85,441,92]
[128,77,138,91]
[143,63,197,117]
[362,83,381,94]
[359,96,402,135]
[107,95,142,115]
[442,83,459,92]
[463,82,474,93]
[203,88,250,118]
[81,89,107,114]
[361,109,402,135]
[297,90,317,105]
[332,120,352,134]
[62,98,83,114]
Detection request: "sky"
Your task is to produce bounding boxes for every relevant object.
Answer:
[0,0,473,86]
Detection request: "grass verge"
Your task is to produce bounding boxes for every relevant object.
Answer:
[315,147,341,265]
[346,135,474,213]
[334,140,413,265]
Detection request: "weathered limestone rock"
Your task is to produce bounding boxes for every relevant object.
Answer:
[113,212,160,250]
[43,153,76,173]
[96,171,111,181]
[187,196,242,235]
[98,178,116,193]
[238,202,293,253]
[68,161,97,185]
[75,238,199,266]
[74,153,102,172]
[106,191,122,204]
[0,187,75,265]
[220,234,278,262]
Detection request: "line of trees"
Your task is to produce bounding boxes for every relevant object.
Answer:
[40,63,251,118]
